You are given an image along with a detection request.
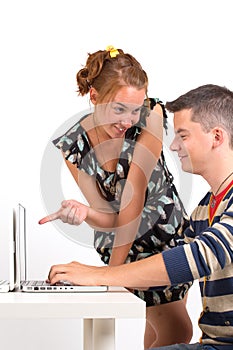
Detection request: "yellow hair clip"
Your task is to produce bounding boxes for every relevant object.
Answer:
[106,45,119,58]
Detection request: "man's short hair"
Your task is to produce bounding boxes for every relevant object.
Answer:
[166,84,233,148]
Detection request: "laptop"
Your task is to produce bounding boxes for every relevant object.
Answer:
[9,203,108,293]
[0,280,10,292]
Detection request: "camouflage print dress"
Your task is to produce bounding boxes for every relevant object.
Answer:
[53,99,192,307]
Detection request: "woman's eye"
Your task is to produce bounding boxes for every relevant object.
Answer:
[132,107,142,115]
[113,107,125,114]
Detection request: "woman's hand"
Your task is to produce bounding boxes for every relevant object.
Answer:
[38,200,89,225]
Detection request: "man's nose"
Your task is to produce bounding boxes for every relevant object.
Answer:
[170,137,179,151]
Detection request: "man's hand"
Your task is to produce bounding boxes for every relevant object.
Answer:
[47,261,104,286]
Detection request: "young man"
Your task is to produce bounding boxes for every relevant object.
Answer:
[46,84,233,350]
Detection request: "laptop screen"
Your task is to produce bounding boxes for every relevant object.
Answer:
[9,203,27,291]
[9,203,108,293]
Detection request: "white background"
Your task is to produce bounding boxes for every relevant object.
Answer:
[0,0,232,349]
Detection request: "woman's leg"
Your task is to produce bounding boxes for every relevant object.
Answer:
[144,296,193,349]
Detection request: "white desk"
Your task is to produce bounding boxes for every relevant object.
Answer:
[0,287,145,350]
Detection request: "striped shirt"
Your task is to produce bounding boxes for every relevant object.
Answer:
[163,185,233,349]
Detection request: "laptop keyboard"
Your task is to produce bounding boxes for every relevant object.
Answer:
[21,280,50,286]
[20,280,78,292]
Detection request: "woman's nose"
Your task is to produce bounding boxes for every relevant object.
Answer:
[120,119,133,128]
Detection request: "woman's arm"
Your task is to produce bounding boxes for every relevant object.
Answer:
[109,106,163,265]
[39,158,118,229]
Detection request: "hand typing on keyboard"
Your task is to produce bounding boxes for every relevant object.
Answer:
[55,280,74,286]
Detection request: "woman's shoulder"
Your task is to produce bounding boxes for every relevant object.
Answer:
[139,97,168,132]
[52,114,90,152]
[148,98,168,132]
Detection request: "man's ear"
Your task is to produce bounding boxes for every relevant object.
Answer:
[212,127,224,148]
[90,87,98,105]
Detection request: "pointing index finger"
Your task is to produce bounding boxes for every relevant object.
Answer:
[38,211,60,225]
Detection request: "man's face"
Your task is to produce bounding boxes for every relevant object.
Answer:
[170,109,213,175]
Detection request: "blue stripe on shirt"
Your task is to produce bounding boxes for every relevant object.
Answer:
[200,310,233,325]
[199,277,233,297]
[190,241,211,277]
[198,233,226,268]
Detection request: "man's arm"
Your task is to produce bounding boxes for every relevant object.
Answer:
[48,252,171,288]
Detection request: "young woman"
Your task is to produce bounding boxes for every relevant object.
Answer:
[40,46,193,348]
